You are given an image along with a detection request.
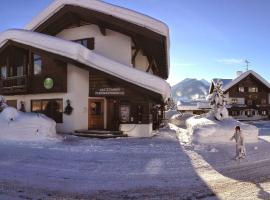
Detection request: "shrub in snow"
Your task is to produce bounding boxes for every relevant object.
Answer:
[206,80,228,121]
[0,95,7,112]
[0,107,57,141]
[186,115,258,144]
[1,106,19,121]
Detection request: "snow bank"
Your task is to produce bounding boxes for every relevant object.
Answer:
[0,107,57,141]
[169,113,193,127]
[165,109,178,119]
[186,115,258,144]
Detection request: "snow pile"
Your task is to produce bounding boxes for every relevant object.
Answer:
[0,107,57,141]
[165,109,178,119]
[186,115,258,144]
[169,113,193,127]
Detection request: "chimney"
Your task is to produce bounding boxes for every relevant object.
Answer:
[236,71,243,77]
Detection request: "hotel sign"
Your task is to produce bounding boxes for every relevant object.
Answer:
[95,87,125,96]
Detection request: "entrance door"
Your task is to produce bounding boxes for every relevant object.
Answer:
[88,99,104,129]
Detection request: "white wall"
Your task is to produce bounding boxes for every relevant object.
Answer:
[56,25,132,67]
[119,124,153,137]
[5,64,89,133]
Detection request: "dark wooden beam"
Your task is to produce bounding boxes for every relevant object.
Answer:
[131,48,139,67]
[98,24,106,36]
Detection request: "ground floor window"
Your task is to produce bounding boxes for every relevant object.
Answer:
[231,111,238,116]
[31,99,63,123]
[6,100,17,109]
[261,110,268,116]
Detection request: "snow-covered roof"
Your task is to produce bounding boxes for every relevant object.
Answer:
[25,0,170,76]
[212,79,233,89]
[25,0,169,38]
[223,70,270,92]
[0,29,170,101]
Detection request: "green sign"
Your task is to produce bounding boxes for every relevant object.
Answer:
[44,78,54,90]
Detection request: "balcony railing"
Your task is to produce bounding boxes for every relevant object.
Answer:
[0,75,27,94]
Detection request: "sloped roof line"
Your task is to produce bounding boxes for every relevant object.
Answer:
[222,70,270,92]
[25,0,169,37]
[0,29,171,101]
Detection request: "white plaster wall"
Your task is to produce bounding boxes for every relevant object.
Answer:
[56,25,132,67]
[5,64,89,133]
[119,124,153,137]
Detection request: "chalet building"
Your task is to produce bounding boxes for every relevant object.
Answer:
[0,0,170,137]
[209,70,270,121]
[177,100,211,115]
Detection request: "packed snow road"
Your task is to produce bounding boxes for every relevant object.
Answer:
[0,125,270,199]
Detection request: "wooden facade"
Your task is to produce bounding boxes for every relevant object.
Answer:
[88,68,164,130]
[0,44,67,95]
[225,73,270,120]
[0,0,169,135]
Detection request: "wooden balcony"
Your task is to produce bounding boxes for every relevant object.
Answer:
[0,75,28,94]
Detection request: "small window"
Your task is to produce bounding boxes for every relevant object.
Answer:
[1,66,7,79]
[31,99,63,123]
[248,87,258,92]
[74,38,95,50]
[119,104,130,123]
[239,87,245,92]
[262,110,267,116]
[247,100,253,106]
[90,102,102,115]
[262,99,267,105]
[33,54,42,75]
[231,98,238,104]
[6,100,17,109]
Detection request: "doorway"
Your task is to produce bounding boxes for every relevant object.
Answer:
[88,99,104,129]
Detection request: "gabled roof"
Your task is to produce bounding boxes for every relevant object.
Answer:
[25,0,169,37]
[24,0,170,79]
[0,29,170,101]
[222,70,270,92]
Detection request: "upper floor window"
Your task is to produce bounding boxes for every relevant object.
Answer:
[239,87,245,92]
[248,87,258,93]
[247,99,253,106]
[34,54,42,75]
[262,99,267,105]
[74,38,95,50]
[231,98,238,104]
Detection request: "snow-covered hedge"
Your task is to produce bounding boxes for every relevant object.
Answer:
[186,115,258,144]
[0,107,56,141]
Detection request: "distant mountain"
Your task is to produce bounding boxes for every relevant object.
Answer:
[172,78,210,101]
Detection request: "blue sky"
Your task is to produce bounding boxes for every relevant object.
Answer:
[1,0,270,86]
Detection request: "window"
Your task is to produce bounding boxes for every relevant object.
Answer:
[31,99,63,123]
[6,100,17,109]
[231,111,238,116]
[1,66,7,79]
[74,38,95,50]
[90,102,102,115]
[119,104,130,123]
[262,110,267,116]
[231,98,238,104]
[239,87,245,92]
[247,100,253,106]
[248,87,258,92]
[33,54,42,75]
[262,99,267,105]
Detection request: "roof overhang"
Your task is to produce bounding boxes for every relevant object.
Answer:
[25,0,170,78]
[223,70,270,92]
[0,29,171,101]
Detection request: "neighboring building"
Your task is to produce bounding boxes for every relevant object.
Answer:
[0,0,171,137]
[209,70,270,121]
[177,99,211,115]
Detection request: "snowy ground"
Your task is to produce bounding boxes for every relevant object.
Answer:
[1,121,270,199]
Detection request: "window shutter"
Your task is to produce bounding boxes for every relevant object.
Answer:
[88,38,95,50]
